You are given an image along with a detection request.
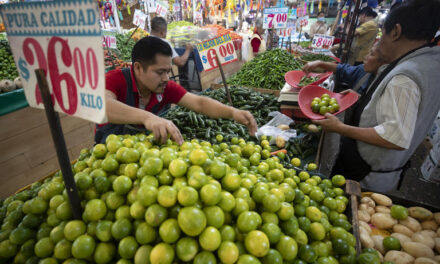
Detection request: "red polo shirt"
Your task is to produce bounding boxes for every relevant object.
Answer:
[105,68,187,112]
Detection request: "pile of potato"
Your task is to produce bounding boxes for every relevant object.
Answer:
[358,193,440,264]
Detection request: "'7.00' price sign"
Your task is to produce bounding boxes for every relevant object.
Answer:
[196,34,237,72]
[263,7,289,29]
[0,0,106,123]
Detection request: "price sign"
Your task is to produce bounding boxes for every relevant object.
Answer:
[196,34,238,72]
[147,0,157,13]
[133,9,147,29]
[277,27,295,37]
[297,15,309,27]
[263,8,289,29]
[312,34,335,49]
[156,1,168,17]
[194,11,203,23]
[102,31,117,49]
[0,0,106,123]
[173,3,180,12]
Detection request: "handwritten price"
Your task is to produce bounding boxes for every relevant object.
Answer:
[203,42,235,69]
[312,34,335,49]
[266,13,288,28]
[22,37,100,115]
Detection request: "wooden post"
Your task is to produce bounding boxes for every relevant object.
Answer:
[35,69,82,220]
[214,55,233,105]
[342,0,361,63]
[345,180,362,255]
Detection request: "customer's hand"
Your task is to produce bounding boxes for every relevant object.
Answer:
[302,60,322,73]
[185,43,193,51]
[143,115,183,145]
[312,113,343,133]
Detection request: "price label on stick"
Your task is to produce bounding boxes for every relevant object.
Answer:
[196,34,238,72]
[0,0,107,124]
[133,9,147,29]
[312,34,335,49]
[297,15,309,27]
[102,31,117,49]
[156,1,168,17]
[263,8,289,29]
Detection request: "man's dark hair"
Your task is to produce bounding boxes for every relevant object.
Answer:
[317,11,325,16]
[132,36,172,68]
[384,0,440,42]
[151,17,167,33]
[359,7,377,18]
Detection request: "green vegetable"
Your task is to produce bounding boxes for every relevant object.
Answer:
[167,21,195,30]
[0,40,19,84]
[164,87,279,142]
[301,53,336,62]
[298,76,319,87]
[227,49,304,90]
[115,33,136,62]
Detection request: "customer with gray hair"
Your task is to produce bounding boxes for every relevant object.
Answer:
[250,17,267,56]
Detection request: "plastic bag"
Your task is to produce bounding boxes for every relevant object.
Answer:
[241,35,254,62]
[256,111,297,144]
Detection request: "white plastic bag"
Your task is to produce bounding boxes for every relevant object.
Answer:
[256,111,297,144]
[241,35,254,62]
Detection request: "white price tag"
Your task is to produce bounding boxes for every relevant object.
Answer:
[156,1,168,17]
[263,8,289,29]
[102,32,117,49]
[133,9,147,29]
[147,0,156,13]
[196,34,238,72]
[277,27,295,37]
[297,16,309,27]
[0,0,107,123]
[312,34,335,49]
[173,3,180,12]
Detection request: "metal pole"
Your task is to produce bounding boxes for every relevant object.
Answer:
[35,69,82,220]
[342,0,361,63]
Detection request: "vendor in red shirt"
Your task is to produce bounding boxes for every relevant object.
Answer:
[250,18,267,56]
[97,37,257,144]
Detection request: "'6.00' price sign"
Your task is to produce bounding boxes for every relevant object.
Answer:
[263,8,289,29]
[0,0,106,123]
[196,34,238,72]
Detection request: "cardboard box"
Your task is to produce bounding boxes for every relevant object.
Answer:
[420,149,440,183]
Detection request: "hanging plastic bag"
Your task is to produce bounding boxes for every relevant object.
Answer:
[241,35,254,62]
[256,111,297,145]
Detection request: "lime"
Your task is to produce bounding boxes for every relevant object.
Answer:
[199,226,221,251]
[390,205,408,220]
[383,236,401,251]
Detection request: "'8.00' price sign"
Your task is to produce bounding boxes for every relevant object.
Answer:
[0,0,106,123]
[196,34,237,72]
[263,7,289,29]
[312,34,335,50]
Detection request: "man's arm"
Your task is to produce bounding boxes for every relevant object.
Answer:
[313,113,404,150]
[172,44,193,67]
[105,90,183,144]
[302,60,338,73]
[178,92,258,135]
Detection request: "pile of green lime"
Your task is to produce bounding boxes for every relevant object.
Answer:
[0,133,353,264]
[0,40,19,81]
[311,93,340,115]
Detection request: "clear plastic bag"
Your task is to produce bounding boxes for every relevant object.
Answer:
[256,111,297,144]
[241,35,254,62]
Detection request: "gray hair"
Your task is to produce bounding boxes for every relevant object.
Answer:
[256,17,264,29]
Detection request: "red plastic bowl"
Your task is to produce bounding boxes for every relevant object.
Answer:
[298,85,359,120]
[284,70,333,89]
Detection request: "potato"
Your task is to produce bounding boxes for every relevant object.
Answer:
[359,204,369,211]
[408,207,433,221]
[377,250,384,262]
[360,221,372,234]
[372,235,386,254]
[394,224,415,237]
[359,210,371,222]
[371,213,398,229]
[433,255,440,262]
[376,205,392,214]
[277,124,290,131]
[276,136,286,148]
[371,193,393,206]
[384,250,415,264]
[367,207,376,216]
[360,204,376,215]
[414,257,438,264]
[361,197,376,208]
[422,220,439,231]
[435,237,440,254]
[434,212,440,225]
[420,230,437,238]
[437,227,440,237]
[412,232,435,249]
[360,229,374,248]
[402,242,435,259]
[391,233,412,245]
[400,216,423,232]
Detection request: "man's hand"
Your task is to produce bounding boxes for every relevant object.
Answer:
[302,61,322,73]
[185,43,193,51]
[232,109,258,136]
[312,113,343,133]
[143,115,183,145]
